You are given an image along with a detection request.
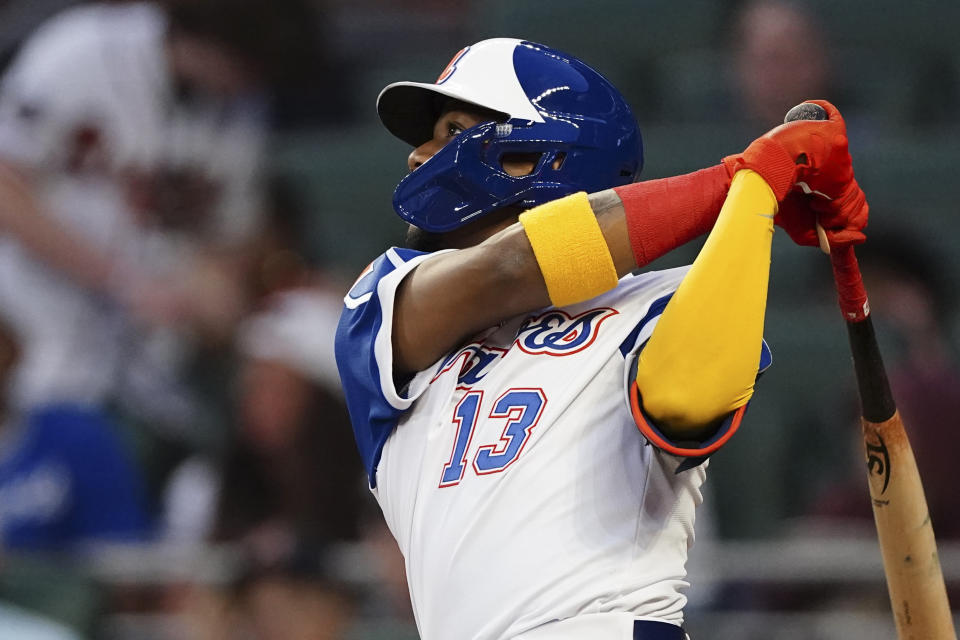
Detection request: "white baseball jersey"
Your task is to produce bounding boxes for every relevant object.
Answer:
[0,2,264,409]
[336,248,771,640]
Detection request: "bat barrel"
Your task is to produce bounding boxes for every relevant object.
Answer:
[864,411,957,639]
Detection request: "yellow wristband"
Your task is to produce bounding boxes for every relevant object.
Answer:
[519,191,618,307]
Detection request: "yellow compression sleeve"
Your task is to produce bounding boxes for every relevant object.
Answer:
[634,169,775,433]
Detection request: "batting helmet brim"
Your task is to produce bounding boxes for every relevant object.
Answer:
[377,82,509,148]
[376,39,551,148]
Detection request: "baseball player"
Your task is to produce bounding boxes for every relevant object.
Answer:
[336,39,867,639]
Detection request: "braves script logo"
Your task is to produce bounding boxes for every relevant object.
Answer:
[865,430,891,495]
[433,343,508,385]
[514,308,618,356]
[436,46,470,84]
[433,308,617,386]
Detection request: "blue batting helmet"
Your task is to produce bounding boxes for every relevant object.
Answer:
[377,38,643,233]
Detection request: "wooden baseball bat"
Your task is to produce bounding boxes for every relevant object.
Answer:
[785,102,956,639]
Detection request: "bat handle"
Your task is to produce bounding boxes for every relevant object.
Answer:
[816,219,870,322]
[827,243,895,421]
[828,243,870,322]
[815,221,831,254]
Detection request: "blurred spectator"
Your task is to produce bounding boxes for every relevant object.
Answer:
[0,314,149,550]
[350,510,418,639]
[731,0,831,127]
[235,540,357,640]
[248,176,323,300]
[908,51,960,130]
[166,537,357,640]
[0,0,308,430]
[806,229,960,538]
[0,0,81,74]
[164,288,363,548]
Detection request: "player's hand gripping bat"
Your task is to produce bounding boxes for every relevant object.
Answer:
[785,102,956,640]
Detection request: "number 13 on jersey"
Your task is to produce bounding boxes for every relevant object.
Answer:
[439,388,547,487]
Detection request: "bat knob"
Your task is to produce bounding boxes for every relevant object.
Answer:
[783,101,832,253]
[784,102,828,123]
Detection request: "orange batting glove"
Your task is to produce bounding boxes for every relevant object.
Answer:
[776,182,868,248]
[723,99,868,247]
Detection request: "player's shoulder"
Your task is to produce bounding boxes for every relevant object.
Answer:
[342,247,451,310]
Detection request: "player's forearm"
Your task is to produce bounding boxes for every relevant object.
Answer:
[635,170,775,436]
[586,190,637,274]
[0,163,116,292]
[607,164,732,267]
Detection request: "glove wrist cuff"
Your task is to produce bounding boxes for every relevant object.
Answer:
[734,137,797,201]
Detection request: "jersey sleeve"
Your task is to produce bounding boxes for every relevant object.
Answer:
[619,293,772,468]
[335,247,453,487]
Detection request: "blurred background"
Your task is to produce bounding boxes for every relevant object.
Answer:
[0,0,955,638]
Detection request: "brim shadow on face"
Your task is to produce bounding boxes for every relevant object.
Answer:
[378,84,508,148]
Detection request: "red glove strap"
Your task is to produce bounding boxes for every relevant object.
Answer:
[734,137,798,200]
[830,245,870,322]
[614,164,730,267]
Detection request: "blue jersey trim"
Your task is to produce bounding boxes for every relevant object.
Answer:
[618,292,674,358]
[336,248,441,487]
[758,338,773,374]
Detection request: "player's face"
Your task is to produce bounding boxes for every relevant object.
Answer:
[406,109,480,172]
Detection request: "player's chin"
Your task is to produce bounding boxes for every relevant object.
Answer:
[404,224,446,253]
